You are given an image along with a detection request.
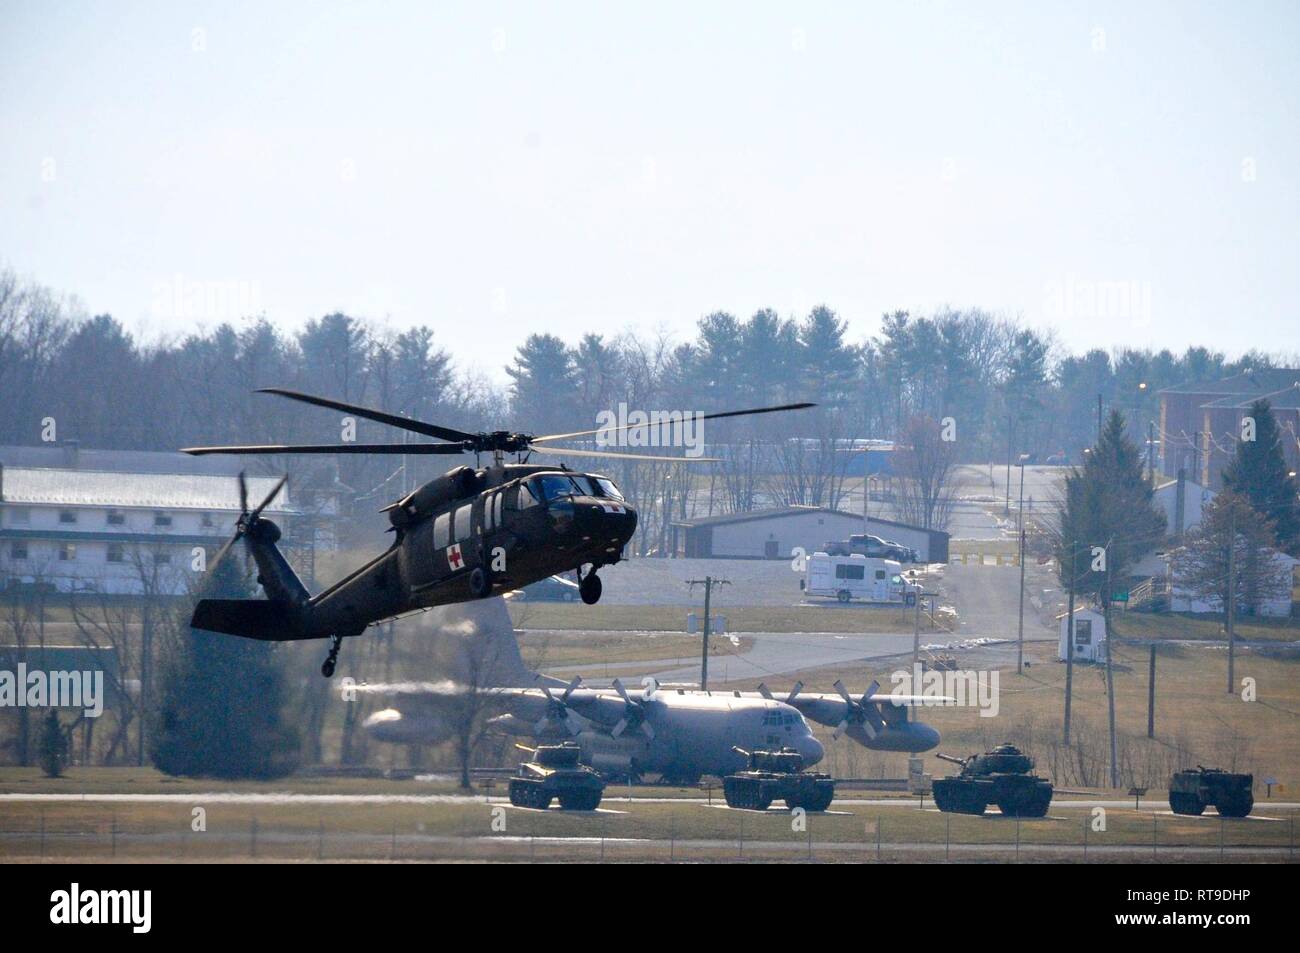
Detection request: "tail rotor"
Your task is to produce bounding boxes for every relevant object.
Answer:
[209,471,288,574]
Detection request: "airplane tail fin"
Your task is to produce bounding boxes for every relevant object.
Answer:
[412,595,541,688]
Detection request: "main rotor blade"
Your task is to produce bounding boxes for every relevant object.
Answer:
[237,471,248,516]
[257,388,478,444]
[248,474,288,521]
[181,443,468,456]
[532,402,816,444]
[534,446,720,464]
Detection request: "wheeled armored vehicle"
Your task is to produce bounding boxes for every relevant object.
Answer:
[1169,766,1253,818]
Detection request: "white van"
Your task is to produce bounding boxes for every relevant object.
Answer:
[802,552,920,605]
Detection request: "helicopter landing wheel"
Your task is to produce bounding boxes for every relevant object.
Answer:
[468,566,491,599]
[321,634,343,678]
[579,571,602,605]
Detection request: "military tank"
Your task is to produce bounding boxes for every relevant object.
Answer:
[722,746,836,812]
[1169,766,1254,818]
[931,743,1053,817]
[507,743,605,811]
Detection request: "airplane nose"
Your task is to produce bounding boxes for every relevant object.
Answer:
[798,733,825,766]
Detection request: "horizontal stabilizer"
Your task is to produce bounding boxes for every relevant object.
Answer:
[192,599,307,641]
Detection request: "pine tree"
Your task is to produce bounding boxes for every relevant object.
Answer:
[1220,398,1300,555]
[150,558,300,779]
[1175,492,1290,615]
[39,710,67,778]
[1056,410,1167,600]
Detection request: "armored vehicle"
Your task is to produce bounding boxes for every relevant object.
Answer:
[1169,766,1253,818]
[507,742,605,810]
[931,743,1053,817]
[722,746,836,811]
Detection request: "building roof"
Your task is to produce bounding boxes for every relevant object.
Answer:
[1158,369,1300,397]
[0,467,294,513]
[862,515,952,540]
[671,505,863,529]
[1200,384,1300,410]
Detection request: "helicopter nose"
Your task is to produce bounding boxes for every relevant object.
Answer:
[576,499,638,540]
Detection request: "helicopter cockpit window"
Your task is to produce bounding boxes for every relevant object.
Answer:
[536,475,580,501]
[594,478,623,501]
[569,475,597,496]
[514,482,538,510]
[433,513,449,549]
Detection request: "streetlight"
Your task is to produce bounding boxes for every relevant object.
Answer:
[1015,453,1030,675]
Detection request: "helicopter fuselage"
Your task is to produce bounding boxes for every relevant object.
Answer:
[204,463,637,646]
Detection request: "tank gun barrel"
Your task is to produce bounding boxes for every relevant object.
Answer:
[935,752,968,767]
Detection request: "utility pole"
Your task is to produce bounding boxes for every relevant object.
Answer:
[1016,459,1027,676]
[1147,644,1157,739]
[1063,540,1076,746]
[1226,507,1236,695]
[912,587,938,666]
[1147,421,1156,486]
[1103,535,1118,789]
[1004,415,1014,516]
[686,576,729,691]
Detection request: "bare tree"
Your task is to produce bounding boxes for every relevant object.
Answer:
[892,415,958,530]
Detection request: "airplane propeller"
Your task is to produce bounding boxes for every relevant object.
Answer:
[610,678,655,740]
[757,680,803,705]
[831,678,885,740]
[208,471,288,574]
[535,676,584,736]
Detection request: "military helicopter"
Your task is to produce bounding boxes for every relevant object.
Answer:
[181,388,812,676]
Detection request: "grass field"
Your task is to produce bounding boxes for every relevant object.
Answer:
[517,631,752,668]
[1110,611,1300,643]
[507,601,940,634]
[757,634,1300,792]
[1,790,1294,863]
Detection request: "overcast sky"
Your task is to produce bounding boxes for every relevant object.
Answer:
[2,1,1297,383]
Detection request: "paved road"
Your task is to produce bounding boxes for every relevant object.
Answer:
[4,792,1296,811]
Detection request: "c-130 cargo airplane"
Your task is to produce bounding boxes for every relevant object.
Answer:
[351,597,941,784]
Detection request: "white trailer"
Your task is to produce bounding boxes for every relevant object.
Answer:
[802,552,920,605]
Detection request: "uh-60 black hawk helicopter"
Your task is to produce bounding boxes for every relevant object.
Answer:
[182,388,812,677]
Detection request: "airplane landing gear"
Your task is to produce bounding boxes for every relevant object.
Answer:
[579,570,602,605]
[321,634,343,678]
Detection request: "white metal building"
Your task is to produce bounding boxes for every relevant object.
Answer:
[0,463,300,595]
[670,506,865,560]
[1058,607,1108,662]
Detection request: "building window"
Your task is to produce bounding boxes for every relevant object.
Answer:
[58,542,77,561]
[6,507,31,525]
[201,512,215,528]
[59,510,77,524]
[107,510,126,526]
[107,543,125,563]
[10,542,28,560]
[153,512,173,527]
[153,551,172,566]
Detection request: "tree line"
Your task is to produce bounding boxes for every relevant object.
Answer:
[3,268,1296,549]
